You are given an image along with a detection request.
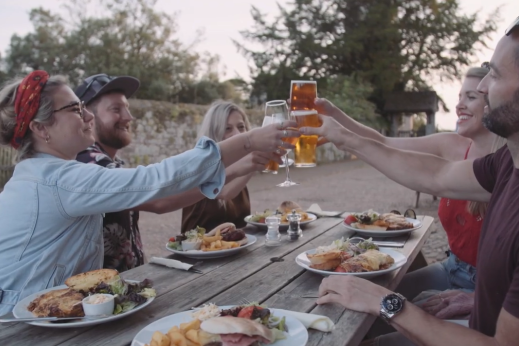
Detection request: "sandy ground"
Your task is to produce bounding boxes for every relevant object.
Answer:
[139,159,448,264]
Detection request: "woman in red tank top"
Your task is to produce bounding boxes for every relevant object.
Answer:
[318,67,506,320]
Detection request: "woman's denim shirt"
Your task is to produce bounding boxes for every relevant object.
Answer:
[0,137,225,314]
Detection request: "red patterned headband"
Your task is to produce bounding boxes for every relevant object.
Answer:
[11,70,50,149]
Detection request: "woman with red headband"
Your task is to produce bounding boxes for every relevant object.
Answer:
[0,71,299,314]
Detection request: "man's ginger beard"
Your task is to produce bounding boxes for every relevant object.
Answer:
[95,117,132,150]
[482,87,519,138]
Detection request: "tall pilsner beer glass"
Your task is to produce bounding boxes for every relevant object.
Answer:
[261,113,279,174]
[290,80,321,167]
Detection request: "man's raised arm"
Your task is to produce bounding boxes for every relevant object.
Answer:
[301,113,491,202]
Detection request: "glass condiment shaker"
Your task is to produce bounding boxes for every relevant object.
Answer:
[287,210,303,241]
[265,215,282,246]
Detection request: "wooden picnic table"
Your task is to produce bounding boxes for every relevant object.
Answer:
[0,215,434,346]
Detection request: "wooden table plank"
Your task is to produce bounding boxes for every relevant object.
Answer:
[0,218,341,346]
[306,215,434,346]
[0,215,434,346]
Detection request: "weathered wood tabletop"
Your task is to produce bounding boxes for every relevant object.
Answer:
[0,215,434,346]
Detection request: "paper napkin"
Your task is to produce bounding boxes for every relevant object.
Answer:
[276,309,335,332]
[307,203,344,218]
[149,257,194,271]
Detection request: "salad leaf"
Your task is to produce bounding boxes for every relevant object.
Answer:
[138,288,157,299]
[114,301,138,315]
[168,241,182,250]
[108,276,128,296]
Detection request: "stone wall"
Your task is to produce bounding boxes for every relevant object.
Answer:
[119,99,350,167]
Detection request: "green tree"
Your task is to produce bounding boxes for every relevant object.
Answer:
[237,0,500,113]
[3,0,235,103]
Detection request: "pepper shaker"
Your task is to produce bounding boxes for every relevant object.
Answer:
[287,210,303,241]
[265,215,282,246]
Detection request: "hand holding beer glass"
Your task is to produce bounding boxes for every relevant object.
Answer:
[290,80,322,167]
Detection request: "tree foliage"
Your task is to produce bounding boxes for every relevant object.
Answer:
[3,0,240,103]
[237,0,500,113]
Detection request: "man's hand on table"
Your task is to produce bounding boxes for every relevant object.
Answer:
[420,290,474,320]
[316,275,392,315]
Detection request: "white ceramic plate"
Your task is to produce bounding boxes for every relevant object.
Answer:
[165,234,257,259]
[244,213,317,231]
[295,248,407,278]
[131,305,308,346]
[342,216,422,238]
[12,281,155,328]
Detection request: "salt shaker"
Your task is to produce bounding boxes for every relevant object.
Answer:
[287,210,303,241]
[265,215,282,246]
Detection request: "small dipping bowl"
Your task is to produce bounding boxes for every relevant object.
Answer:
[182,240,202,251]
[82,294,115,316]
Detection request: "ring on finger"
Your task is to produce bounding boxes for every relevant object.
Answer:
[275,149,281,155]
[279,139,284,146]
[283,129,288,137]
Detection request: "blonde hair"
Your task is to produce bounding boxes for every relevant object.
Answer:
[198,101,251,142]
[198,101,251,210]
[0,75,68,162]
[467,135,506,217]
[465,67,489,80]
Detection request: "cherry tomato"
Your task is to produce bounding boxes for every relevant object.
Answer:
[168,237,175,242]
[334,266,346,272]
[344,215,357,225]
[237,306,263,319]
[259,217,266,224]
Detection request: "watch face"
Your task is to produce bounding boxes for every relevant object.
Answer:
[382,294,403,313]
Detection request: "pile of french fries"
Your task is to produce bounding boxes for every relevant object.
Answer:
[146,319,203,346]
[201,229,239,252]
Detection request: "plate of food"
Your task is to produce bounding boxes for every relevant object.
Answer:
[166,223,257,259]
[12,269,156,328]
[245,201,317,230]
[342,209,421,237]
[295,237,407,278]
[131,303,308,346]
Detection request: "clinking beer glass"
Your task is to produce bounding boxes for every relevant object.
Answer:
[290,80,322,167]
[261,115,279,174]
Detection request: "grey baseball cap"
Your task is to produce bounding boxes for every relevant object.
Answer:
[74,73,140,105]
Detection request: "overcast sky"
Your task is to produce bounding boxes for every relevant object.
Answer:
[0,0,518,130]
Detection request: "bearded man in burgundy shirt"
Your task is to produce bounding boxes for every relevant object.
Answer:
[301,17,519,345]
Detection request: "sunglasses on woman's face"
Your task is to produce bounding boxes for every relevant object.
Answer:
[53,101,86,118]
[505,17,519,36]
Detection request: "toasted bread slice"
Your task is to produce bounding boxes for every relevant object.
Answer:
[27,288,84,317]
[310,258,342,271]
[307,250,342,265]
[354,223,388,231]
[65,269,118,292]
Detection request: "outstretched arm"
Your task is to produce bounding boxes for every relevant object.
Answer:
[135,151,275,214]
[315,98,460,158]
[300,115,491,202]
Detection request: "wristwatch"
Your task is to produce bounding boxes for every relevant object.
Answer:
[380,293,406,324]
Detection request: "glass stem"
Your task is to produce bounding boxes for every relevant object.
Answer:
[284,154,291,182]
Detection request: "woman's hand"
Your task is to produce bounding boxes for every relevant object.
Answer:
[233,152,284,176]
[248,121,300,154]
[317,275,391,316]
[299,113,357,150]
[420,290,474,319]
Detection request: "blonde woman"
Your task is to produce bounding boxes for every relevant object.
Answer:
[181,101,270,233]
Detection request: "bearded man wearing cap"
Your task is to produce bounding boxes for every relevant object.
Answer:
[74,74,280,272]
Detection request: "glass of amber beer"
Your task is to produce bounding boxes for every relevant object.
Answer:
[261,114,279,174]
[290,80,322,167]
